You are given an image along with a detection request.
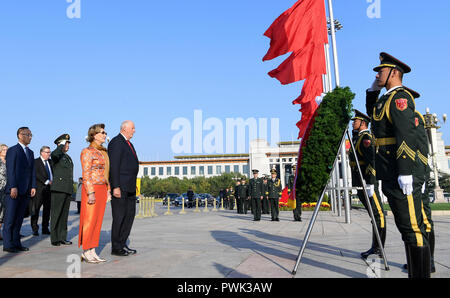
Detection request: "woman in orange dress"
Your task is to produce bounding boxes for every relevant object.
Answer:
[79,124,110,263]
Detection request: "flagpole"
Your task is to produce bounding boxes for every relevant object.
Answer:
[327,0,340,87]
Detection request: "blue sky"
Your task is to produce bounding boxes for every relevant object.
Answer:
[1,0,449,178]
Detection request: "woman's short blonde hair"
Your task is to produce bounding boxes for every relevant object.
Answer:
[0,144,7,151]
[86,124,105,143]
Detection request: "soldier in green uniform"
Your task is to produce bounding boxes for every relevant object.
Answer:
[248,169,263,221]
[262,176,270,214]
[366,52,430,278]
[268,169,282,221]
[403,87,436,273]
[349,110,386,259]
[239,179,250,214]
[227,187,234,210]
[50,134,74,246]
[234,179,242,214]
[289,164,301,221]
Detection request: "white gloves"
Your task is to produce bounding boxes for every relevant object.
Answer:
[368,79,382,92]
[59,140,67,146]
[366,184,375,197]
[398,175,413,195]
[421,182,426,194]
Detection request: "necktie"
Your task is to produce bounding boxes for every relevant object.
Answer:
[45,160,52,182]
[126,140,137,158]
[25,147,31,163]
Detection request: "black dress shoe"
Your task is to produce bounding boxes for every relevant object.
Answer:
[111,249,129,256]
[124,246,137,254]
[16,246,29,251]
[60,240,72,245]
[3,248,19,253]
[42,230,50,235]
[51,241,61,246]
[33,231,39,236]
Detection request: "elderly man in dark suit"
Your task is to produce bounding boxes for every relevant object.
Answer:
[30,146,53,236]
[108,120,139,256]
[2,127,36,253]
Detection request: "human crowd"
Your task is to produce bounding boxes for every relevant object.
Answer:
[0,120,139,263]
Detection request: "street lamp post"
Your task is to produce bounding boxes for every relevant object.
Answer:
[424,108,447,203]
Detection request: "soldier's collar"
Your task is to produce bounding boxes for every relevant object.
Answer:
[358,129,371,136]
[383,85,403,96]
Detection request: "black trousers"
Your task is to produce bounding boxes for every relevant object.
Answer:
[31,187,51,233]
[111,192,136,251]
[269,198,279,220]
[251,197,262,220]
[50,191,71,243]
[243,198,250,214]
[382,179,428,247]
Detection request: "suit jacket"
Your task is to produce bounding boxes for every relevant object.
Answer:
[35,157,53,191]
[50,144,74,194]
[108,134,139,194]
[5,143,36,196]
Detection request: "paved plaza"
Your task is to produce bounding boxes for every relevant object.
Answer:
[0,201,449,278]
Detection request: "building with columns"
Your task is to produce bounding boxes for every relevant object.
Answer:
[138,139,300,188]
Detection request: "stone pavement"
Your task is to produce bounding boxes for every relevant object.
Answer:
[0,201,449,278]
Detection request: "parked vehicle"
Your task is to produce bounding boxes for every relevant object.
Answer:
[163,193,179,206]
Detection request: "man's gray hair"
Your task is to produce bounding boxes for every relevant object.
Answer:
[120,120,133,131]
[40,146,50,153]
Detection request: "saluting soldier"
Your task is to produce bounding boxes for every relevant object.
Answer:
[349,110,386,259]
[366,52,430,278]
[289,164,301,221]
[403,87,436,273]
[267,169,282,221]
[50,134,74,246]
[248,169,263,221]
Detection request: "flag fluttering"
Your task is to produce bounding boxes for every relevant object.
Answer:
[263,0,328,140]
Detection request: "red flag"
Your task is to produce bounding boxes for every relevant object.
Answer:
[268,42,326,85]
[263,0,328,61]
[279,187,289,207]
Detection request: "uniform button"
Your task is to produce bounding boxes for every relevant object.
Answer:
[386,151,390,155]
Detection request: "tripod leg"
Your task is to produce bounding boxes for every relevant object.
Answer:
[292,188,327,275]
[346,129,390,271]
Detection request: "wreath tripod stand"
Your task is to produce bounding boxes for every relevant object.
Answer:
[291,127,390,276]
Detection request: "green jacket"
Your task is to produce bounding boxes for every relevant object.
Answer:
[50,144,74,195]
[248,178,263,198]
[366,87,419,180]
[414,111,431,183]
[267,178,282,198]
[349,129,377,186]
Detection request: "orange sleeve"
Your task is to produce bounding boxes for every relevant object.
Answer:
[80,148,95,194]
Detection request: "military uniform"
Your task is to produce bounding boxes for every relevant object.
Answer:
[235,179,248,214]
[262,177,270,214]
[267,169,282,221]
[405,87,435,273]
[50,134,74,246]
[248,170,263,221]
[349,110,386,259]
[366,53,430,278]
[227,188,234,210]
[289,165,301,221]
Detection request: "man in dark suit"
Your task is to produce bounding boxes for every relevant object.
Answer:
[2,127,36,253]
[108,120,139,256]
[31,146,53,236]
[50,134,74,246]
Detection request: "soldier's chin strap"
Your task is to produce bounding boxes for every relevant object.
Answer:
[383,68,394,88]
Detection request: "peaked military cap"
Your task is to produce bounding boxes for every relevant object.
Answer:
[270,168,277,174]
[373,52,411,74]
[351,109,371,123]
[402,86,420,99]
[54,134,71,145]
